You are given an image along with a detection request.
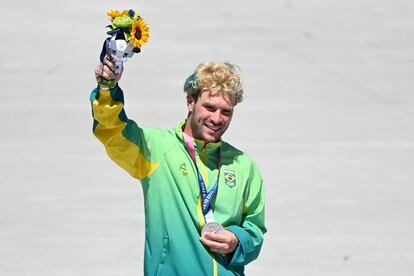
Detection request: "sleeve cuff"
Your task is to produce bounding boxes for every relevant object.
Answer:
[226,225,255,266]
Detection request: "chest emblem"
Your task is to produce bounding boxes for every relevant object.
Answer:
[179,162,188,176]
[223,169,236,188]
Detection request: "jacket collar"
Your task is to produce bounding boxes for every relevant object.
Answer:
[175,120,222,150]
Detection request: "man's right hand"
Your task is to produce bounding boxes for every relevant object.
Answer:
[95,55,123,88]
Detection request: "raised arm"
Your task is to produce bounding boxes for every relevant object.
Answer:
[90,57,158,180]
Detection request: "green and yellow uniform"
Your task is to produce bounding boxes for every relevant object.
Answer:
[90,85,266,276]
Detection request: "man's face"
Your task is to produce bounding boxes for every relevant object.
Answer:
[186,91,235,142]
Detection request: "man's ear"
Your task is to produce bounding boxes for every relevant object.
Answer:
[187,95,195,113]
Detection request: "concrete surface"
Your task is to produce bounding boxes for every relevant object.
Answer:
[1,0,413,275]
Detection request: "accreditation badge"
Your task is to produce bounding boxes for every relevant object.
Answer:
[201,222,224,236]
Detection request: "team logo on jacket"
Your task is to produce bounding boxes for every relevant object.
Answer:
[224,170,236,188]
[179,162,188,176]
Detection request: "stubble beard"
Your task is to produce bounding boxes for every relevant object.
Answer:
[190,116,227,143]
[190,116,206,141]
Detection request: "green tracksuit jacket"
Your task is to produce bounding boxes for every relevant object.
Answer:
[90,85,266,276]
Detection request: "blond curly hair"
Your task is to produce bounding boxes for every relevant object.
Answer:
[184,62,244,104]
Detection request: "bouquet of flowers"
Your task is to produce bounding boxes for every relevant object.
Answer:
[98,9,150,87]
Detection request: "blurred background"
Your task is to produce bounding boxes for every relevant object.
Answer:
[1,0,413,275]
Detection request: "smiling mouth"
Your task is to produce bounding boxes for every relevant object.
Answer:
[204,123,221,132]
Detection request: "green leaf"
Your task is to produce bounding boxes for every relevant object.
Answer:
[112,15,133,28]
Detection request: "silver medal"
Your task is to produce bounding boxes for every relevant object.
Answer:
[201,222,224,236]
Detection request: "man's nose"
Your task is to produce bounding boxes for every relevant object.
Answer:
[210,111,223,124]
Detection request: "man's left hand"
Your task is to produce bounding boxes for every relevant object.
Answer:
[199,229,239,255]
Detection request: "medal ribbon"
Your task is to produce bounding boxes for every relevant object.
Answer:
[183,131,222,217]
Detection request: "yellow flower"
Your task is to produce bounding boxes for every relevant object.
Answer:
[130,18,150,48]
[107,9,128,19]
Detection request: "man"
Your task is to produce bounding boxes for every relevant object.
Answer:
[91,57,266,276]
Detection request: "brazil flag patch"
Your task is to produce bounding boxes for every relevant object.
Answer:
[224,169,236,188]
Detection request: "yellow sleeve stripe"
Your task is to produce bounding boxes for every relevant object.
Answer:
[92,91,124,128]
[92,96,159,180]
